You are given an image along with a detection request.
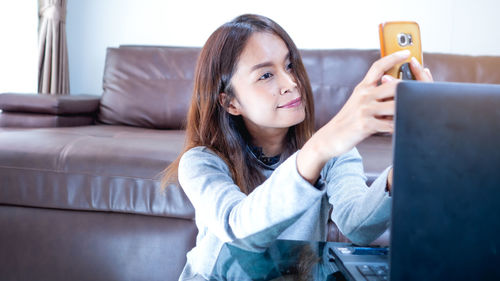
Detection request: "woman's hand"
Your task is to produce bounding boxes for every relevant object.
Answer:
[297,50,412,184]
[298,50,436,185]
[409,57,433,82]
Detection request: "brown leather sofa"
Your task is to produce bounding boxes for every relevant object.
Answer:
[1,46,499,281]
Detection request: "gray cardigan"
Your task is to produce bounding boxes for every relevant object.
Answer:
[177,146,392,280]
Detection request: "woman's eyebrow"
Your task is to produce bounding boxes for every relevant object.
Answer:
[250,61,273,72]
[250,52,290,72]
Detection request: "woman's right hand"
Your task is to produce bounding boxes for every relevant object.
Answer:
[297,50,411,184]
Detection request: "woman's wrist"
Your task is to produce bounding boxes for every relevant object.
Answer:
[296,136,330,185]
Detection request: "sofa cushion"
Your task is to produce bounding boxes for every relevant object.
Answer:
[0,125,194,219]
[98,46,200,129]
[0,125,390,217]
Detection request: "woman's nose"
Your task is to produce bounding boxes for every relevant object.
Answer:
[279,71,297,95]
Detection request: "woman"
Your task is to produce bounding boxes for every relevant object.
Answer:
[163,14,433,280]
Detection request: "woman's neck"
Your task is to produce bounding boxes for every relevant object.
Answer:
[241,115,290,156]
[247,126,288,157]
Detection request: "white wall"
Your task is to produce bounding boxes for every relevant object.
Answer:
[2,0,499,94]
[66,0,500,96]
[0,1,38,93]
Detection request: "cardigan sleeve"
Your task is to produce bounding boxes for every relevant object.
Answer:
[178,146,325,251]
[323,147,392,245]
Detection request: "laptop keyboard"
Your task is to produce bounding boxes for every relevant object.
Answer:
[356,264,388,281]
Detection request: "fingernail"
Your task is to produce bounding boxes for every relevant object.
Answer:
[395,50,411,58]
[411,57,420,67]
[382,75,394,83]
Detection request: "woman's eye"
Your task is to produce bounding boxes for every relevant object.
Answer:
[286,62,293,71]
[259,72,273,80]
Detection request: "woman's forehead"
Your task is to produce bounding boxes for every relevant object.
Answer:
[236,32,289,73]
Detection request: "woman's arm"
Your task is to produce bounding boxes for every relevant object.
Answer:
[178,147,325,251]
[297,50,409,184]
[297,52,433,244]
[322,148,392,245]
[297,51,433,186]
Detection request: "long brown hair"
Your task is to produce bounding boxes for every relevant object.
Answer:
[162,14,315,194]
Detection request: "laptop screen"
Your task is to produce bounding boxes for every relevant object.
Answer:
[391,81,500,280]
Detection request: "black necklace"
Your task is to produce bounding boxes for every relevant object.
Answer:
[248,144,281,166]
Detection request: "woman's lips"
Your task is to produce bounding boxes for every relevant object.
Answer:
[278,97,302,109]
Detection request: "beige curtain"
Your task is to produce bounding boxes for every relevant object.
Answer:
[38,0,69,95]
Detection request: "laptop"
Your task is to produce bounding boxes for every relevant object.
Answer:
[329,81,500,281]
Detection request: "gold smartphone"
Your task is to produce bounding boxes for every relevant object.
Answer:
[379,21,422,79]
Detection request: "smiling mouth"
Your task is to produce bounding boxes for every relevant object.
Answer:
[278,97,302,109]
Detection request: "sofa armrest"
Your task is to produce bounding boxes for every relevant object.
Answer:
[0,93,101,128]
[0,93,100,115]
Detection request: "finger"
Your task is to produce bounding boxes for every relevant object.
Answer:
[363,50,411,85]
[371,100,395,117]
[371,118,394,134]
[410,57,433,82]
[424,68,434,82]
[371,79,400,101]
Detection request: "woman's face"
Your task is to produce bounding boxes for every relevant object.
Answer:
[225,32,306,132]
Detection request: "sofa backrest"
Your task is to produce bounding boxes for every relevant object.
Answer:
[99,46,200,129]
[98,46,500,130]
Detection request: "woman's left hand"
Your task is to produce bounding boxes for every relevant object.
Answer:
[381,57,434,84]
[385,57,433,192]
[409,57,434,82]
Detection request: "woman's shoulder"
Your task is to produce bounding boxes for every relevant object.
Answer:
[182,146,214,156]
[179,146,230,173]
[181,146,218,162]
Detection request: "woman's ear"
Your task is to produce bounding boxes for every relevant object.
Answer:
[219,93,242,116]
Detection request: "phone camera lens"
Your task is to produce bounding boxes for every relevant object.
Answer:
[397,33,413,47]
[399,35,406,45]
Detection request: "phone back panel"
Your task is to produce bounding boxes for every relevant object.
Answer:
[379,21,422,78]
